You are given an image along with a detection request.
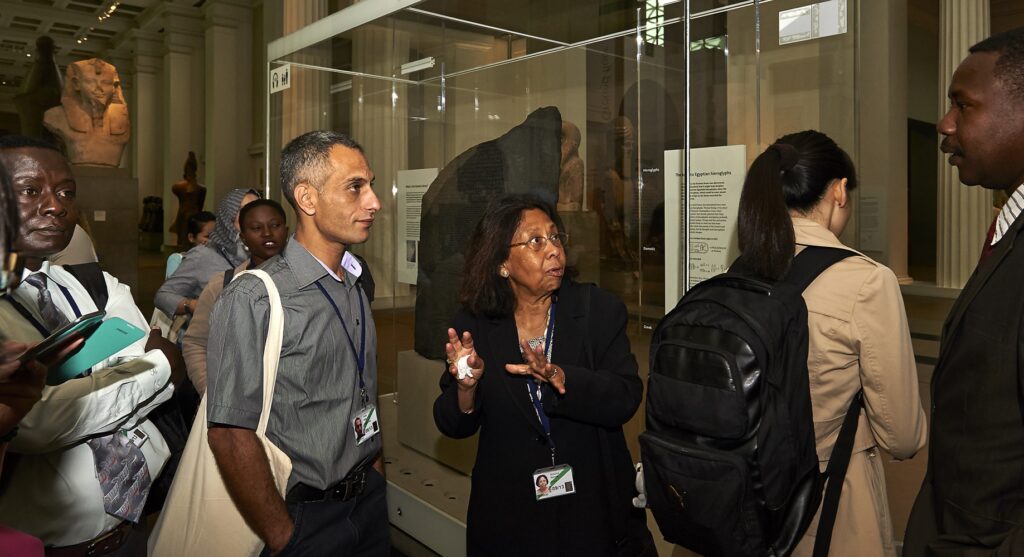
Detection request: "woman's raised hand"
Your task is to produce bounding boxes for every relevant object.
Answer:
[446,328,484,389]
[505,339,566,395]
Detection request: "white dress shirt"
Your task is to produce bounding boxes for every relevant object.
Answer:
[0,260,172,546]
[991,183,1024,245]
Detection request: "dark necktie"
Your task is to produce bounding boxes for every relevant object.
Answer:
[980,218,998,264]
[22,273,70,331]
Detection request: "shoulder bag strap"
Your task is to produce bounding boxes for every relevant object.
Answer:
[237,270,284,438]
[812,390,864,557]
[62,263,109,309]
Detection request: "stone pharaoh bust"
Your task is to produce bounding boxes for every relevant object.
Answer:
[43,58,129,167]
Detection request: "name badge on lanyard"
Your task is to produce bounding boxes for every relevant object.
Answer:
[526,298,576,500]
[534,464,576,500]
[313,280,378,446]
[353,403,379,445]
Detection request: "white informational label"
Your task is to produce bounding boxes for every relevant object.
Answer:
[779,0,847,45]
[396,168,438,285]
[270,64,292,94]
[664,146,747,312]
[858,193,882,252]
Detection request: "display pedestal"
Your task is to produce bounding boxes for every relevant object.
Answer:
[397,350,477,475]
[71,166,139,290]
[559,209,600,284]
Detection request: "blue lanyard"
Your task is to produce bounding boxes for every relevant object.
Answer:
[525,299,557,465]
[313,280,367,401]
[3,280,81,336]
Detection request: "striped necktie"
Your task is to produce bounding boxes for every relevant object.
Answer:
[22,273,70,332]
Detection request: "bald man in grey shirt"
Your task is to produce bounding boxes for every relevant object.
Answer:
[206,131,386,556]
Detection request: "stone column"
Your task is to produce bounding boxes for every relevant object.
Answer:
[266,0,329,210]
[936,0,991,288]
[204,0,254,204]
[280,0,330,145]
[123,31,163,203]
[158,4,205,246]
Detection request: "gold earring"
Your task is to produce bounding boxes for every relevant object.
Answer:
[500,269,509,278]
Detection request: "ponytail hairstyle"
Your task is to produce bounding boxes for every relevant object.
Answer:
[737,130,858,280]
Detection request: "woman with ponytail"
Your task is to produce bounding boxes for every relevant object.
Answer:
[737,131,927,556]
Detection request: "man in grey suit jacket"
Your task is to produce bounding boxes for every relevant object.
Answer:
[904,26,1024,556]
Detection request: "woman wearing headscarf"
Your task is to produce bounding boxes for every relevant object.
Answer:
[154,188,259,318]
[433,194,654,557]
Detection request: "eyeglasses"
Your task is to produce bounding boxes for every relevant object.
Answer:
[509,232,569,252]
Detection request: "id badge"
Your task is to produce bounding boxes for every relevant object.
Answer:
[353,404,380,445]
[533,464,575,500]
[123,425,148,448]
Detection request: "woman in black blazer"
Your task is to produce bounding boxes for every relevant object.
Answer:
[433,195,654,557]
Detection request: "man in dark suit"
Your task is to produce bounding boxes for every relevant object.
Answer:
[904,27,1024,556]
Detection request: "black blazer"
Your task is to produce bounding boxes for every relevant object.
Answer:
[904,215,1024,555]
[433,281,652,557]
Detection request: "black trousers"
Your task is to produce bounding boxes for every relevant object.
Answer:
[261,468,390,557]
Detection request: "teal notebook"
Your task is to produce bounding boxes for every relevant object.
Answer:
[48,317,147,385]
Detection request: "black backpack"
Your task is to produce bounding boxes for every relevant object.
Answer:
[640,246,863,557]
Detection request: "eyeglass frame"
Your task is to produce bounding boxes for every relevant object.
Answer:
[508,232,569,252]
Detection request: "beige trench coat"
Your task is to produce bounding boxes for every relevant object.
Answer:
[790,218,927,557]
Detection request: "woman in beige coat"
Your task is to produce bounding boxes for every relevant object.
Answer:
[737,130,927,556]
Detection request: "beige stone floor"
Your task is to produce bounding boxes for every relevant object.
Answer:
[137,250,950,556]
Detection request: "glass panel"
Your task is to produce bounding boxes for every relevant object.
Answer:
[267,0,860,549]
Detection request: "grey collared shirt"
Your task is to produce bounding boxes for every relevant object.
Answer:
[206,239,379,490]
[154,244,235,316]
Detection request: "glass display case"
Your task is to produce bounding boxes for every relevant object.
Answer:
[267,1,859,553]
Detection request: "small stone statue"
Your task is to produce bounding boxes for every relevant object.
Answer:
[169,152,207,248]
[43,58,129,167]
[557,121,584,211]
[14,36,63,138]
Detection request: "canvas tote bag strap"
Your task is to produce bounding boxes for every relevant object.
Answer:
[236,270,284,437]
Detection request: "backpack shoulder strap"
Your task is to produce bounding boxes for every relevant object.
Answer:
[782,246,858,293]
[223,268,235,288]
[62,262,109,310]
[812,390,863,557]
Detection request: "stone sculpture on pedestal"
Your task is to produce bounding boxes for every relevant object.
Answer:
[43,58,129,167]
